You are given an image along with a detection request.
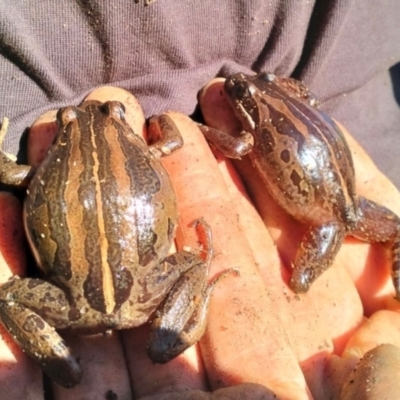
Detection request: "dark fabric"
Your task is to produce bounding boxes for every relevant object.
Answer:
[1,0,399,187]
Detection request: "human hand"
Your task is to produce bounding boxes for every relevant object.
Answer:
[1,84,400,400]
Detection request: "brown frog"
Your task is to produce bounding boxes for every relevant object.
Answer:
[0,101,224,387]
[199,72,400,298]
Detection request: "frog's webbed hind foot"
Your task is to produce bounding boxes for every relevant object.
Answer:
[289,222,346,293]
[351,196,400,300]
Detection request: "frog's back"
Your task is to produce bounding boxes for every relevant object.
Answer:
[24,101,178,320]
[251,82,358,225]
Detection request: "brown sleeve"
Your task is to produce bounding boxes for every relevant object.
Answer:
[1,0,399,187]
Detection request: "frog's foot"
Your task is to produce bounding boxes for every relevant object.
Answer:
[0,278,82,387]
[351,196,400,301]
[0,301,82,387]
[147,266,238,364]
[290,222,345,293]
[147,220,238,363]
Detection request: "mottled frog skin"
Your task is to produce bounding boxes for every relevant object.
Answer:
[0,101,222,387]
[200,72,400,298]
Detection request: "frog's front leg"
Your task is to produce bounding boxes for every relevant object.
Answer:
[199,124,254,159]
[150,112,254,159]
[147,114,184,158]
[0,278,82,387]
[147,221,235,363]
[0,120,35,186]
[0,152,35,186]
[289,222,346,293]
[351,196,400,300]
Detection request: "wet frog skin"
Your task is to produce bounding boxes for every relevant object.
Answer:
[0,101,222,387]
[200,72,400,298]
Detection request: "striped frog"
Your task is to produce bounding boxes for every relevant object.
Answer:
[200,72,400,298]
[0,101,220,387]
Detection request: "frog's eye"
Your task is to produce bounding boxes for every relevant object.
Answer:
[234,82,255,102]
[257,72,276,83]
[102,101,126,121]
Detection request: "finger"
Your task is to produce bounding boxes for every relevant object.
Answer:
[139,382,278,400]
[0,192,43,397]
[325,309,400,399]
[343,309,400,357]
[342,121,400,216]
[51,332,131,400]
[27,110,58,167]
[0,193,26,278]
[123,324,208,399]
[161,112,312,399]
[341,344,400,400]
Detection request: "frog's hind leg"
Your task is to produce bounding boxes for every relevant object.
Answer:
[351,196,400,300]
[0,277,82,387]
[147,220,237,363]
[290,222,346,293]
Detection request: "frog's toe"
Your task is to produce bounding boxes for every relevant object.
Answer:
[147,326,185,364]
[289,267,314,293]
[42,353,82,388]
[0,301,82,388]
